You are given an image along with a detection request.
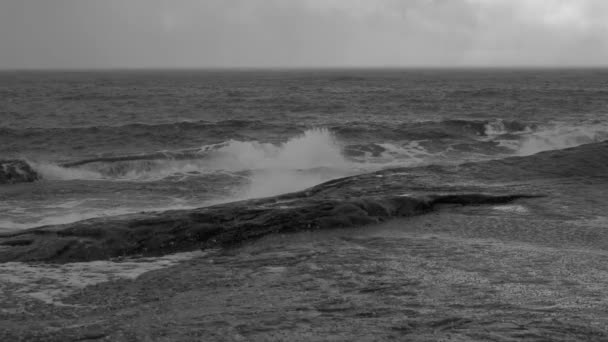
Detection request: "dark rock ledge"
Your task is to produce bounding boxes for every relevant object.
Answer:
[0,190,540,263]
[0,159,39,185]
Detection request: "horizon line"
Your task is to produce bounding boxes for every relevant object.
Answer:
[2,65,608,72]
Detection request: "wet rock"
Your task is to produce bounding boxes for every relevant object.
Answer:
[0,159,39,185]
[0,192,539,263]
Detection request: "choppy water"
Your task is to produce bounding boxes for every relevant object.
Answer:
[1,69,608,229]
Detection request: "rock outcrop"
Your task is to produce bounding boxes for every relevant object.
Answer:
[0,159,39,185]
[0,192,540,263]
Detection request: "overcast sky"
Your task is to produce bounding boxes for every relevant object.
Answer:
[1,0,607,69]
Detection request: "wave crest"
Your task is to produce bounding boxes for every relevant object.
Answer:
[206,127,348,171]
[28,129,352,199]
[207,128,351,198]
[16,121,608,189]
[500,122,608,156]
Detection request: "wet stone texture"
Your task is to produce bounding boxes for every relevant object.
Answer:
[2,208,608,341]
[0,160,39,185]
[0,192,539,263]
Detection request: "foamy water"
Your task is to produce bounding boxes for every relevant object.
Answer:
[502,122,608,156]
[27,122,608,183]
[0,251,209,307]
[4,123,608,231]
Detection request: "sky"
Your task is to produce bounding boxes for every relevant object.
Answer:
[0,0,607,69]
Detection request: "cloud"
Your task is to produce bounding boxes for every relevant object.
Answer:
[0,0,606,68]
[462,0,608,65]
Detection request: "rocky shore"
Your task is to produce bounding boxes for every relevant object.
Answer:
[0,159,39,185]
[2,200,608,341]
[2,141,608,340]
[3,140,608,264]
[0,191,539,263]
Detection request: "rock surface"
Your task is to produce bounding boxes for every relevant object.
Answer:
[3,204,608,341]
[0,193,539,263]
[2,142,608,340]
[0,160,39,185]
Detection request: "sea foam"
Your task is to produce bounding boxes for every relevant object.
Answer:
[506,123,608,156]
[211,128,353,198]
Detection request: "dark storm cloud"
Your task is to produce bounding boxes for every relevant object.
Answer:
[0,0,606,68]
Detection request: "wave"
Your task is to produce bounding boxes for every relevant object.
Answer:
[0,118,535,161]
[4,117,604,165]
[201,128,349,171]
[0,117,600,149]
[331,119,533,141]
[336,120,608,164]
[0,119,304,162]
[0,119,287,134]
[34,128,347,175]
[5,119,608,191]
[22,129,354,201]
[348,120,608,159]
[473,139,608,180]
[501,122,608,156]
[196,128,353,199]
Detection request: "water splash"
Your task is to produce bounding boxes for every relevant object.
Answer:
[216,128,353,198]
[483,119,532,137]
[33,162,104,181]
[206,128,349,171]
[504,122,608,156]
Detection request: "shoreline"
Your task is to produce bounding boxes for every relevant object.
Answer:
[2,208,608,341]
[2,141,608,340]
[0,190,540,263]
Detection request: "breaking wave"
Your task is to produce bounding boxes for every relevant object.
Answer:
[503,123,608,156]
[202,127,349,171]
[26,129,354,199]
[201,128,353,198]
[34,128,349,179]
[10,120,608,191]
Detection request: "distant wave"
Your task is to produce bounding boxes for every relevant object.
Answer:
[332,118,533,141]
[0,118,535,151]
[0,119,285,133]
[455,139,608,181]
[499,122,608,156]
[0,119,304,162]
[3,118,605,159]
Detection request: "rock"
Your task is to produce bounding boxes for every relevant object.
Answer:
[0,193,540,263]
[0,160,39,185]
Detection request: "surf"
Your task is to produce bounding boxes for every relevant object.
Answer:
[5,120,608,185]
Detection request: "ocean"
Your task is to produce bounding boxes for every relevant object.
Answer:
[1,69,607,230]
[3,69,608,340]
